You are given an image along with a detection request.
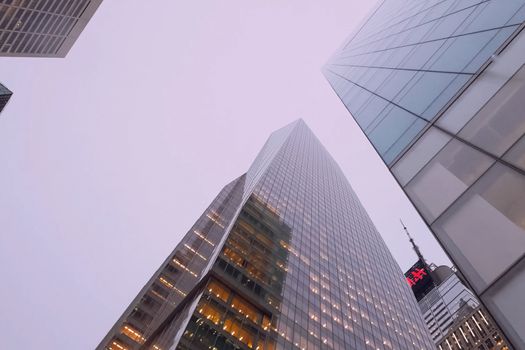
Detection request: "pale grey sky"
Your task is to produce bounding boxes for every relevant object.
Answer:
[0,1,449,349]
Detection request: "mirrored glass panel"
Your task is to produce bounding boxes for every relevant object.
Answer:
[432,163,525,292]
[503,134,525,171]
[459,65,525,156]
[405,139,494,222]
[483,258,525,350]
[367,106,427,164]
[392,126,451,186]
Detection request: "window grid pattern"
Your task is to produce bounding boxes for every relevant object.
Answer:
[119,121,433,350]
[325,2,525,347]
[324,0,525,165]
[244,121,433,350]
[0,0,97,56]
[419,272,479,344]
[437,307,508,350]
[97,176,247,350]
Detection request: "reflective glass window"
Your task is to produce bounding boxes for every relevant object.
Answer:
[367,106,427,164]
[503,134,525,171]
[432,163,525,291]
[396,72,464,118]
[406,139,494,222]
[459,65,525,156]
[429,29,502,73]
[483,258,525,350]
[392,126,451,186]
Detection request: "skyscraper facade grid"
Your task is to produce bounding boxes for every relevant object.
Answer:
[324,1,525,348]
[0,0,103,57]
[97,120,434,350]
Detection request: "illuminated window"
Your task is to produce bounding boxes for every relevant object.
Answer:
[157,276,186,297]
[120,324,145,344]
[171,257,198,277]
[208,280,230,303]
[262,315,271,330]
[108,340,129,350]
[223,247,244,266]
[198,303,222,325]
[193,230,215,246]
[184,243,207,260]
[206,211,224,228]
[231,296,260,324]
[223,317,255,348]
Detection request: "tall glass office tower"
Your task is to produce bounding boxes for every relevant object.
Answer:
[324,1,525,348]
[97,120,433,350]
[0,0,103,57]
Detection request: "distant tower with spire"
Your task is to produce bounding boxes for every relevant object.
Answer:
[400,219,426,266]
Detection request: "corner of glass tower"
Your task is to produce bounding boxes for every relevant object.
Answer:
[98,121,435,350]
[325,1,525,348]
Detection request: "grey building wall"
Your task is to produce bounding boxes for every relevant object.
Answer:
[324,1,525,348]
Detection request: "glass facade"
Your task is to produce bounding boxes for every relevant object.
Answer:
[97,120,434,350]
[324,1,525,348]
[436,306,509,350]
[0,0,103,57]
[416,266,479,344]
[324,0,525,164]
[0,82,12,113]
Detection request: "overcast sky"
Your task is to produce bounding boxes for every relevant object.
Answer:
[0,1,450,349]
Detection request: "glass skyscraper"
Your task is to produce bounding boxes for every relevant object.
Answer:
[410,265,479,344]
[0,0,103,57]
[324,1,525,348]
[0,82,12,114]
[97,120,433,350]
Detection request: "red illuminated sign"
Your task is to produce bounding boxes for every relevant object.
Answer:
[404,260,434,301]
[406,267,427,287]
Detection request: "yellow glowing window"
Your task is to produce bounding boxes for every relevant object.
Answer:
[158,276,186,297]
[184,243,207,260]
[193,230,215,246]
[237,327,254,348]
[231,296,260,324]
[198,303,222,325]
[121,324,145,344]
[223,247,244,266]
[207,280,230,302]
[246,264,266,282]
[171,258,198,278]
[262,315,271,331]
[206,211,224,228]
[158,276,174,289]
[108,340,129,350]
[223,318,254,348]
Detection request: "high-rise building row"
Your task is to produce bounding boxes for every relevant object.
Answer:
[97,120,434,350]
[0,0,103,57]
[0,82,12,113]
[324,1,525,348]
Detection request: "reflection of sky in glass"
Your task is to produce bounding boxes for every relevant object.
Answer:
[325,0,525,164]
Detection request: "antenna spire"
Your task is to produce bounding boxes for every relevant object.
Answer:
[400,219,426,265]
